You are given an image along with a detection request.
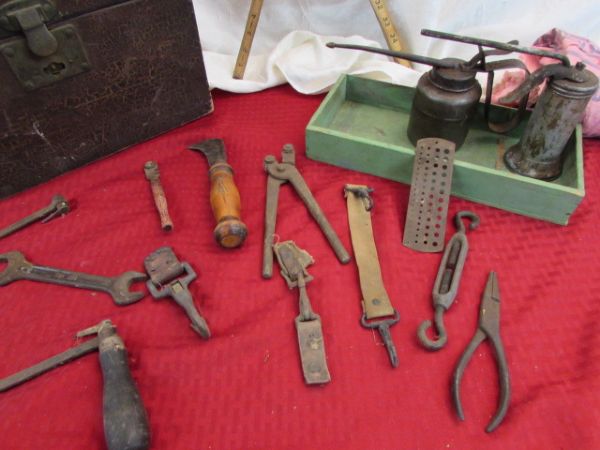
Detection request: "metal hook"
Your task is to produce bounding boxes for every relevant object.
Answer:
[455,211,480,234]
[418,211,479,351]
[417,305,447,350]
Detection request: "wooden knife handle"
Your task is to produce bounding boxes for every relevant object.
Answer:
[209,163,248,248]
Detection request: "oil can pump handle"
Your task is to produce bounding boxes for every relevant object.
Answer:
[499,62,589,103]
[420,29,571,67]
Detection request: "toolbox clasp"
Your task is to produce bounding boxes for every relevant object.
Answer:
[0,0,91,90]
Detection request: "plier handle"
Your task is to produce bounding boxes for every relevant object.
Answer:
[451,271,510,432]
[262,144,350,278]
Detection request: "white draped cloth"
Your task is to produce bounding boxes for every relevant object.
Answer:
[193,0,600,94]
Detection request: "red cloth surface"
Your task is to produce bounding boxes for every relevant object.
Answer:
[1,86,599,450]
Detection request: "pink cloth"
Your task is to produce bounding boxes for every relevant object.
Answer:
[492,29,600,137]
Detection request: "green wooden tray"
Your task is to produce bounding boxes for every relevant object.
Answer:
[306,74,584,225]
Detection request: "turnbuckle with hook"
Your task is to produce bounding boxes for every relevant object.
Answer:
[417,211,479,351]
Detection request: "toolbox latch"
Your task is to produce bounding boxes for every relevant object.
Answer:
[0,0,91,91]
[0,1,58,56]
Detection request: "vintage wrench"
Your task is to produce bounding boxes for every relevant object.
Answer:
[0,251,147,305]
[0,194,70,239]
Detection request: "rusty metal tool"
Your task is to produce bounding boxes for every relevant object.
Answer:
[144,161,173,232]
[263,144,351,278]
[0,194,69,239]
[273,241,331,385]
[0,320,150,450]
[417,211,479,351]
[344,185,400,367]
[144,247,210,339]
[0,251,147,305]
[189,138,248,249]
[452,271,510,433]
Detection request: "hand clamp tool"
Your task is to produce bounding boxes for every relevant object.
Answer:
[262,144,350,278]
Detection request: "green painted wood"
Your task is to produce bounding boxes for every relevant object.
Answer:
[306,74,584,225]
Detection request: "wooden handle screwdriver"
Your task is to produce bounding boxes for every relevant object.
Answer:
[189,139,248,248]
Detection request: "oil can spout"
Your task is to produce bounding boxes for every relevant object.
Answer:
[326,42,461,69]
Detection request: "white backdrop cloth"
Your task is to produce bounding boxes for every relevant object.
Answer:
[193,0,600,94]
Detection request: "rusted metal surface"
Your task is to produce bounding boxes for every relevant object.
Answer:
[417,211,479,351]
[0,250,146,304]
[0,336,100,392]
[452,271,510,433]
[262,144,350,278]
[144,161,173,232]
[403,138,456,253]
[273,241,330,385]
[144,247,210,339]
[0,194,69,239]
[504,63,598,180]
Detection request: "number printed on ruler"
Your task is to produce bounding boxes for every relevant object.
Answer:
[370,0,400,46]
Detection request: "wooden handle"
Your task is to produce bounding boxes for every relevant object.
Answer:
[98,330,150,450]
[209,163,248,248]
[150,180,173,231]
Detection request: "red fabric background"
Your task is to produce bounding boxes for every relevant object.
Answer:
[1,86,599,450]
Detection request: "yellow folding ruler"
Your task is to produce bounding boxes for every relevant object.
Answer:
[232,0,410,80]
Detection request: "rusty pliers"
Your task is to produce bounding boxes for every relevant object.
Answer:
[452,271,510,433]
[262,144,350,278]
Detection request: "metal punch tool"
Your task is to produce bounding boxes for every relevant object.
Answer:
[0,194,70,239]
[262,144,350,278]
[452,271,510,433]
[417,211,479,350]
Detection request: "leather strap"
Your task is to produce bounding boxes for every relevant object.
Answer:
[345,184,395,319]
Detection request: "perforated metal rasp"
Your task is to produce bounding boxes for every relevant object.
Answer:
[403,138,456,252]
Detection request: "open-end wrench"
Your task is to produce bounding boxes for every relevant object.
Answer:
[0,251,147,305]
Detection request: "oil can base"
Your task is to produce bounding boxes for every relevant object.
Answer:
[504,144,562,181]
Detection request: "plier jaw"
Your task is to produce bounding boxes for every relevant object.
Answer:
[451,271,511,433]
